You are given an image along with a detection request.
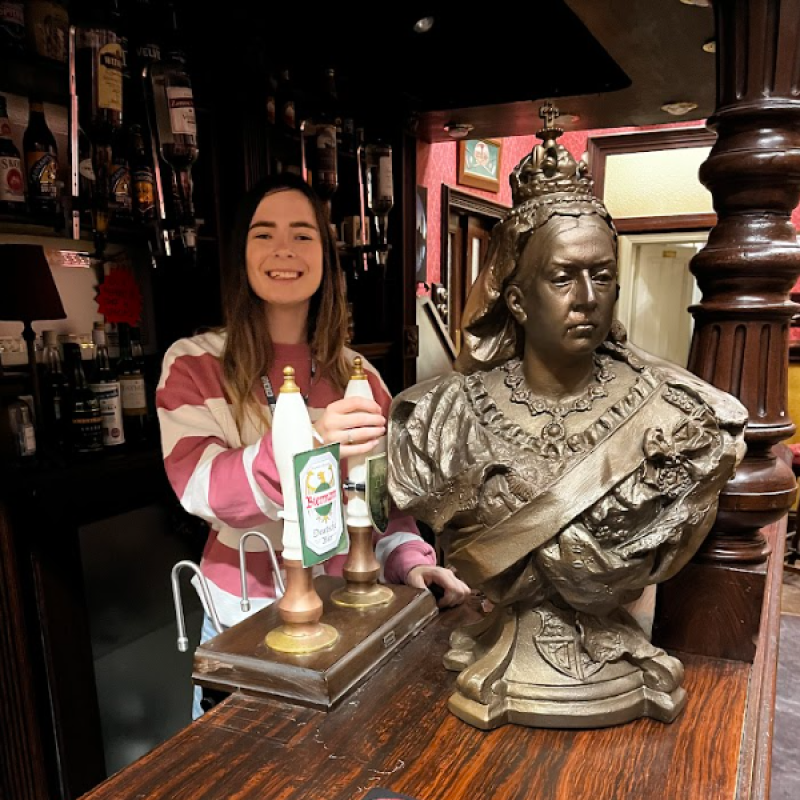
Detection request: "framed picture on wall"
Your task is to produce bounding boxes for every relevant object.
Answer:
[457,139,502,193]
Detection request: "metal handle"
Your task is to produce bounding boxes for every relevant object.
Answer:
[239,531,285,612]
[170,560,222,653]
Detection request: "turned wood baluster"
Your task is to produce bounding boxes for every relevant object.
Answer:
[688,0,800,563]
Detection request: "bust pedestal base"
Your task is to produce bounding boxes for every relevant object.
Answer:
[445,600,686,730]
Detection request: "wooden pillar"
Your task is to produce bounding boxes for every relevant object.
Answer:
[654,0,800,660]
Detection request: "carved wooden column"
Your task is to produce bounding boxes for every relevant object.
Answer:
[654,0,800,660]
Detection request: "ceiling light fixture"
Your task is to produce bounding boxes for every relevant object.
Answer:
[444,122,474,139]
[413,16,435,34]
[660,101,699,115]
[679,0,711,7]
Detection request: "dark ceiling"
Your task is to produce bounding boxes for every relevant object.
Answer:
[191,0,715,141]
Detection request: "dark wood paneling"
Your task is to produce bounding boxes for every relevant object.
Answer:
[0,502,50,800]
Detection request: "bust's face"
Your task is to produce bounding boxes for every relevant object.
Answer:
[508,215,618,363]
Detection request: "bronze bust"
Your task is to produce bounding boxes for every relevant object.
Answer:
[388,112,747,730]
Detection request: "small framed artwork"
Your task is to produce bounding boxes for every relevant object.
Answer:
[457,138,502,193]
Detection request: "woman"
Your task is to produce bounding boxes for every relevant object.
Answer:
[157,173,469,717]
[388,138,747,729]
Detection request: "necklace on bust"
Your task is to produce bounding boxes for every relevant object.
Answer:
[502,354,616,445]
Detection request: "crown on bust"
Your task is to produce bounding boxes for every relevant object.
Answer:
[510,101,595,209]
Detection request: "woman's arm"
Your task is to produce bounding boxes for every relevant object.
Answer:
[156,339,283,530]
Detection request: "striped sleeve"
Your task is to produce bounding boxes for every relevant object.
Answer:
[359,355,437,581]
[156,338,283,530]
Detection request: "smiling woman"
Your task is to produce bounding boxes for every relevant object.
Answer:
[155,173,471,719]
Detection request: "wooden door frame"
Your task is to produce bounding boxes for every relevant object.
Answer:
[587,128,718,234]
[440,186,507,344]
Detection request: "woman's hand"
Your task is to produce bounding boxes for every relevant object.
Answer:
[315,396,386,459]
[406,565,472,608]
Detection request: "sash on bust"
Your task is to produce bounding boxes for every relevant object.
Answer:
[447,377,692,587]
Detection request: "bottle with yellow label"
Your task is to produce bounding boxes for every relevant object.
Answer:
[23,98,59,222]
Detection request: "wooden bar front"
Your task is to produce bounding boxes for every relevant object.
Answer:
[79,521,784,800]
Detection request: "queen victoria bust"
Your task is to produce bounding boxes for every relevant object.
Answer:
[388,111,747,730]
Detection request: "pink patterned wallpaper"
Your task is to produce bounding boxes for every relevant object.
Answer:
[417,121,800,292]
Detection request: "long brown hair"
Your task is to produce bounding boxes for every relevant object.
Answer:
[221,173,349,434]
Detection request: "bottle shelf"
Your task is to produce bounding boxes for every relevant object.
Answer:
[0,52,68,105]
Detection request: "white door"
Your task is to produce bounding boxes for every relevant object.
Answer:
[617,235,706,368]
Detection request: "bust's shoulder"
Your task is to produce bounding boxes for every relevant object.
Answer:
[392,371,468,407]
[624,342,748,429]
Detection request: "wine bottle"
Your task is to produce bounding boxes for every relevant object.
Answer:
[63,341,104,455]
[0,93,25,214]
[42,329,68,449]
[313,68,339,202]
[365,142,394,265]
[23,98,60,222]
[148,2,198,256]
[117,322,148,444]
[75,0,124,255]
[89,323,125,447]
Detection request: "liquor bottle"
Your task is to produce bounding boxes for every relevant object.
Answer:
[121,0,160,121]
[116,322,148,443]
[148,2,198,256]
[63,341,104,455]
[129,326,145,372]
[265,70,277,127]
[23,97,60,221]
[26,0,69,62]
[109,125,132,220]
[89,323,125,447]
[75,0,124,255]
[129,123,155,223]
[76,124,95,227]
[313,68,339,202]
[41,329,68,448]
[0,1,25,52]
[0,93,26,214]
[364,142,394,266]
[8,398,36,461]
[277,67,296,132]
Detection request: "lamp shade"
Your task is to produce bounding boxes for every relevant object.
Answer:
[0,244,67,323]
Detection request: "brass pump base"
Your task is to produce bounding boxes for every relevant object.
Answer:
[331,525,394,609]
[266,622,339,654]
[331,584,394,608]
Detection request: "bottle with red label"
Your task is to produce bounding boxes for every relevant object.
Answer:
[0,94,25,214]
[23,97,60,222]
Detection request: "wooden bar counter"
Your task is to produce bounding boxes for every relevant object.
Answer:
[79,520,785,800]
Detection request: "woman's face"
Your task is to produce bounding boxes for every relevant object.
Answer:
[245,189,324,311]
[506,215,618,363]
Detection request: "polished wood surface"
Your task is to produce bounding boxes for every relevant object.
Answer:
[194,577,437,708]
[82,600,754,800]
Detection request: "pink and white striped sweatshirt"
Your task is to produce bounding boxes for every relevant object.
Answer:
[156,330,435,626]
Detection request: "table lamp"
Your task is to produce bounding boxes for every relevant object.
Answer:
[0,244,67,426]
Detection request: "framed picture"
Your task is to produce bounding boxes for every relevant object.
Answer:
[457,139,502,193]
